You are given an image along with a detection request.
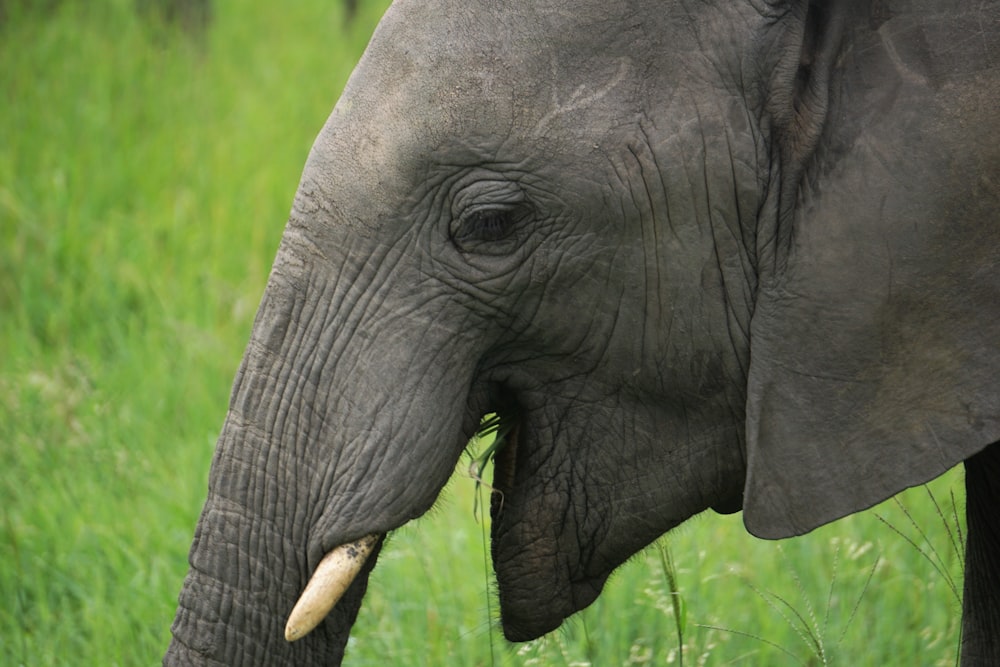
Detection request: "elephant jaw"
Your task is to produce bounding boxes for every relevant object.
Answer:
[285,534,382,642]
[488,414,612,642]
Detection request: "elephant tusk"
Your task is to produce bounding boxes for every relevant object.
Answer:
[285,533,381,642]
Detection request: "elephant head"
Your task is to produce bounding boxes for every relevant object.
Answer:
[166,0,1000,664]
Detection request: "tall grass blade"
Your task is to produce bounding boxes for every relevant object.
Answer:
[950,488,965,562]
[823,542,840,641]
[895,494,959,597]
[837,551,880,646]
[875,501,961,604]
[745,580,823,662]
[476,478,496,667]
[656,541,685,667]
[925,485,964,566]
[694,624,809,666]
[779,545,826,665]
[467,413,517,520]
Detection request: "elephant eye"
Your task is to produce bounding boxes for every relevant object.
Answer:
[462,209,516,242]
[450,205,531,254]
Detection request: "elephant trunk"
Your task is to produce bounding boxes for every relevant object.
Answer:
[165,412,382,665]
[165,218,481,665]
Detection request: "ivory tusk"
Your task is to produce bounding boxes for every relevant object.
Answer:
[284,533,381,642]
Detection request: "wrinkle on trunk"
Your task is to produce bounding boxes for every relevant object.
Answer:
[165,414,380,665]
[166,219,481,665]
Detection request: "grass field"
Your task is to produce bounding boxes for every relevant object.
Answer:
[0,2,966,665]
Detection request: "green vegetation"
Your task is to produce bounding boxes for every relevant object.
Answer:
[0,2,964,664]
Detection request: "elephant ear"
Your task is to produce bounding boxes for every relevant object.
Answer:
[742,1,1000,538]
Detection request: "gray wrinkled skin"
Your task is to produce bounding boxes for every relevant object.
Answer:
[165,1,1000,664]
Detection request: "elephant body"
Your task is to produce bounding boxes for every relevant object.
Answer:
[166,1,1000,664]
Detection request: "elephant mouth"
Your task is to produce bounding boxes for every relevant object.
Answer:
[283,390,610,645]
[487,402,611,642]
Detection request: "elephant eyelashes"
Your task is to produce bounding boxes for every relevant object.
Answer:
[462,209,517,241]
[449,205,532,255]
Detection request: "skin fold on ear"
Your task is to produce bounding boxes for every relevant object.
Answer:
[744,1,1000,538]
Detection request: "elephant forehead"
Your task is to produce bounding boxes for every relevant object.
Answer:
[294,1,670,230]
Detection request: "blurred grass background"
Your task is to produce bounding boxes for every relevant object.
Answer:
[0,1,965,664]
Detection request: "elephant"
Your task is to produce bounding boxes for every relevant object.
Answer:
[165,0,1000,664]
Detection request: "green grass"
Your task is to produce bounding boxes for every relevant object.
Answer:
[0,2,965,665]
